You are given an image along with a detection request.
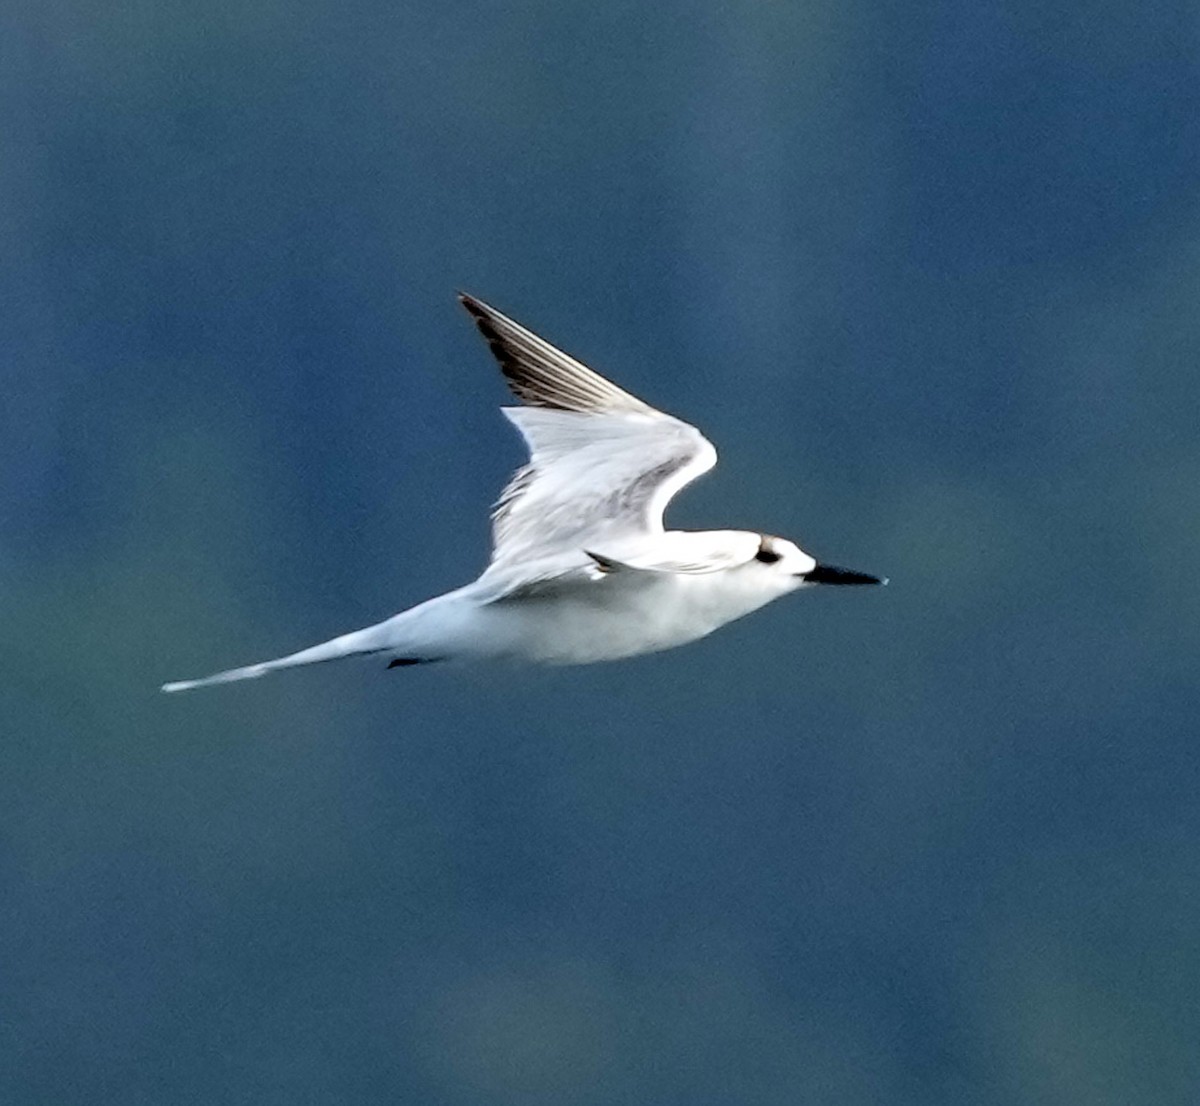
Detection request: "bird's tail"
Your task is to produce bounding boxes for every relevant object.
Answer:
[161,622,393,693]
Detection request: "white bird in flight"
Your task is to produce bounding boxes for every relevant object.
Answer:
[162,294,884,692]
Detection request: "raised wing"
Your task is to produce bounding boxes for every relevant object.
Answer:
[459,294,718,568]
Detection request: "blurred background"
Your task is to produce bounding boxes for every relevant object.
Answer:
[5,0,1200,1102]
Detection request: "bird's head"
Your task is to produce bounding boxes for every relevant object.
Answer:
[753,534,887,591]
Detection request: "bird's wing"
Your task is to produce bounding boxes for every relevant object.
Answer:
[584,541,755,576]
[459,294,718,569]
[474,530,761,604]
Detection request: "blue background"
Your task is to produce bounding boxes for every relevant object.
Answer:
[5,1,1200,1101]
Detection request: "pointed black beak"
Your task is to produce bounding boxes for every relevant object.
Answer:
[801,563,887,586]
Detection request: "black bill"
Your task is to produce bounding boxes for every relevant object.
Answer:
[801,563,887,586]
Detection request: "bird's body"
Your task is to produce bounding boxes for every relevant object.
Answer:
[162,295,883,693]
[455,530,799,665]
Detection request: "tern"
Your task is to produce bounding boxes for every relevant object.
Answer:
[162,294,884,692]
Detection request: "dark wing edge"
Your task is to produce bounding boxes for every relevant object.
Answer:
[459,292,655,414]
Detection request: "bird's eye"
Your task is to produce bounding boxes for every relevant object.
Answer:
[755,547,782,564]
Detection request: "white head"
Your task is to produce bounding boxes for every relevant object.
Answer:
[751,533,886,593]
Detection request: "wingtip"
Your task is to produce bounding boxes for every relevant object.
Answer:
[458,292,499,335]
[457,291,486,315]
[456,290,657,415]
[584,549,620,574]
